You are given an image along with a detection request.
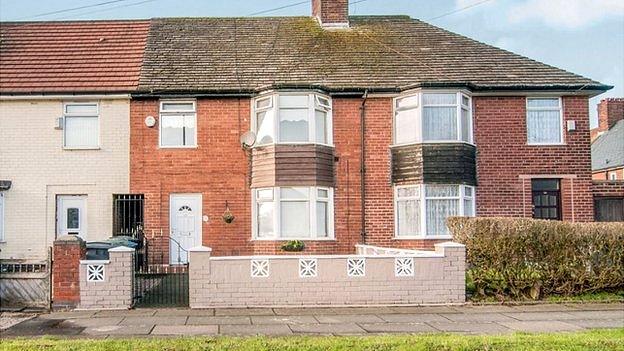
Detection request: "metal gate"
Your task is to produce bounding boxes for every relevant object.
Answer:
[133,237,189,308]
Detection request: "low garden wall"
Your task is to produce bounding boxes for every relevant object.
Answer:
[78,246,134,310]
[188,242,465,308]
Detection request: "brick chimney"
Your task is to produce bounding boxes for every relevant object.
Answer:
[312,0,349,28]
[591,98,624,142]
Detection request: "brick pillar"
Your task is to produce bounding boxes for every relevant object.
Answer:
[52,235,86,310]
[189,246,212,309]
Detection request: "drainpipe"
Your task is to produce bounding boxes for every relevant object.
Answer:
[360,90,368,244]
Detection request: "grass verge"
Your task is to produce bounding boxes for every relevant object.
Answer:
[1,329,623,351]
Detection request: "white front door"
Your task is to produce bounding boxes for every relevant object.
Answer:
[169,194,202,264]
[57,195,87,239]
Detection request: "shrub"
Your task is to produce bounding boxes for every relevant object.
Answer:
[447,217,624,300]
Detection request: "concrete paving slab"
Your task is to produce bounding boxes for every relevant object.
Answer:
[377,313,450,323]
[151,325,218,335]
[427,321,510,334]
[187,316,251,325]
[314,314,385,324]
[153,308,214,317]
[220,324,292,336]
[510,304,580,312]
[94,309,156,317]
[330,307,395,315]
[500,321,584,333]
[215,308,275,316]
[119,316,188,326]
[289,322,366,335]
[566,303,624,311]
[359,322,437,334]
[503,312,578,321]
[61,317,123,327]
[451,305,518,313]
[82,324,154,336]
[273,307,334,316]
[567,319,624,329]
[565,310,624,320]
[39,311,96,320]
[390,306,460,314]
[442,312,517,323]
[251,315,318,324]
[1,318,84,337]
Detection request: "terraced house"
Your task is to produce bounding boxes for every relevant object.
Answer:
[0,0,613,267]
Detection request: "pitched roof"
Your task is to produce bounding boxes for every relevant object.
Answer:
[0,20,150,94]
[592,119,624,171]
[138,16,611,94]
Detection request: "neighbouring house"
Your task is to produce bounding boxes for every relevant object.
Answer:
[0,20,150,260]
[591,98,624,221]
[129,1,610,264]
[591,98,624,181]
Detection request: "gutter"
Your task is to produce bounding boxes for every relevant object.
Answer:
[360,90,369,244]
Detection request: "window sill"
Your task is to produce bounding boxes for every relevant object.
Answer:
[526,143,566,146]
[251,237,336,242]
[158,145,198,149]
[254,142,334,148]
[394,236,453,240]
[391,141,475,148]
[63,147,100,151]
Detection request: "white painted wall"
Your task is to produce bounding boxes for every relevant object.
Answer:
[0,98,130,259]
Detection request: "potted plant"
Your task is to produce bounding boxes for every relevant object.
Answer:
[222,201,235,224]
[281,240,305,252]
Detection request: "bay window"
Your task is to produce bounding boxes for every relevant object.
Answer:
[63,103,99,149]
[395,184,475,238]
[252,93,332,146]
[526,97,563,145]
[253,186,334,239]
[393,91,472,145]
[159,101,197,147]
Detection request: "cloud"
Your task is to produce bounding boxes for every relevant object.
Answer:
[508,0,624,29]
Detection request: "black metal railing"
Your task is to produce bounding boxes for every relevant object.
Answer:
[113,194,144,237]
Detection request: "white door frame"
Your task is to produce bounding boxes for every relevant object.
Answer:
[57,195,88,239]
[169,193,202,264]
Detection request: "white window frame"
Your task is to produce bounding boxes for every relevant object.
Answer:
[0,192,4,242]
[252,186,335,240]
[609,172,617,181]
[394,184,475,239]
[526,97,564,146]
[159,100,197,148]
[63,102,100,149]
[392,90,473,146]
[251,92,333,147]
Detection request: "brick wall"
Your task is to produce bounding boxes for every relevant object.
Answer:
[79,247,134,309]
[592,98,624,141]
[474,96,594,221]
[592,180,624,197]
[52,235,85,309]
[189,243,465,308]
[593,168,624,181]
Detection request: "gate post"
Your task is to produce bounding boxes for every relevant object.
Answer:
[189,246,212,309]
[79,246,135,310]
[52,235,86,310]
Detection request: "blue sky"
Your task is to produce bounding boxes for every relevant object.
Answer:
[1,0,622,127]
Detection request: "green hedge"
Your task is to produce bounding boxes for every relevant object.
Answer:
[447,217,624,300]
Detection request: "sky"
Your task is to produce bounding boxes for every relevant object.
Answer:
[0,0,622,127]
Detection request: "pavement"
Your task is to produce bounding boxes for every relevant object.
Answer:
[1,303,622,338]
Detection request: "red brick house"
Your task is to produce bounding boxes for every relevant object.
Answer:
[125,0,612,263]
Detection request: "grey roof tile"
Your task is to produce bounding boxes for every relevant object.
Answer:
[592,119,624,171]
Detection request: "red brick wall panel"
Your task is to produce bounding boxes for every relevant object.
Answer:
[52,238,86,309]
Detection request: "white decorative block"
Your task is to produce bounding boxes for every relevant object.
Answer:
[87,264,105,282]
[251,259,270,278]
[347,258,365,277]
[395,257,414,277]
[299,258,317,278]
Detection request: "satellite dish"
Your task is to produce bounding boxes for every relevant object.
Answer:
[240,131,257,148]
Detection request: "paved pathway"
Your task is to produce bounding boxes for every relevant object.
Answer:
[2,303,622,338]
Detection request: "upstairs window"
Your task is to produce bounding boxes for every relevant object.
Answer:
[253,93,332,146]
[526,98,563,145]
[253,186,334,240]
[64,103,99,149]
[160,101,197,147]
[394,91,472,145]
[395,184,475,238]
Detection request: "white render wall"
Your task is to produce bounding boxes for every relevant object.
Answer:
[0,98,130,259]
